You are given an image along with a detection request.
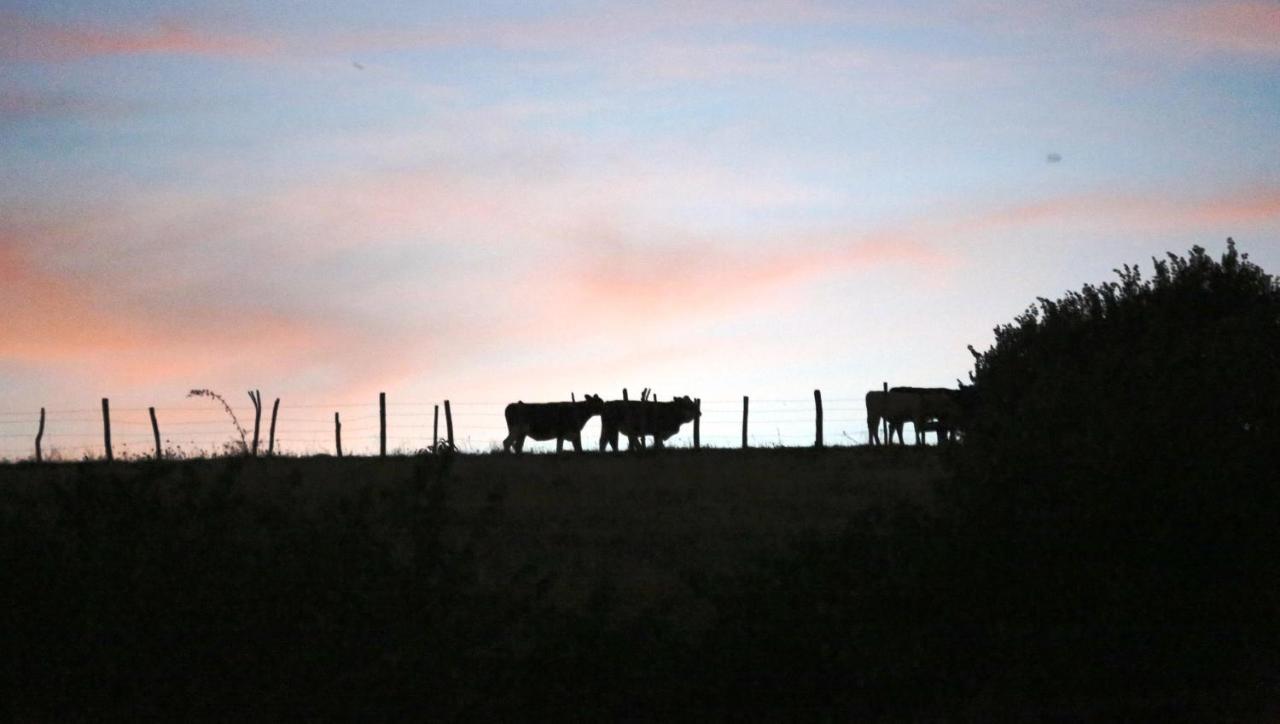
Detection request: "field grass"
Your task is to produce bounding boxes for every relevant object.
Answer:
[1,447,955,719]
[6,447,1266,719]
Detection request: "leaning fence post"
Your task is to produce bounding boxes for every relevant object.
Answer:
[622,388,628,401]
[268,398,279,456]
[102,398,113,462]
[741,395,749,449]
[248,390,262,457]
[882,382,890,445]
[334,412,343,458]
[433,405,439,449]
[35,407,45,463]
[150,407,162,460]
[693,398,701,449]
[814,389,824,448]
[379,392,387,457]
[444,400,454,449]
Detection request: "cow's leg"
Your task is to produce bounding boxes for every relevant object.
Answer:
[868,414,880,445]
[504,430,524,453]
[653,434,664,450]
[556,437,564,453]
[571,432,582,452]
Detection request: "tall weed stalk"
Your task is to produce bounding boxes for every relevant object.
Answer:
[187,389,248,455]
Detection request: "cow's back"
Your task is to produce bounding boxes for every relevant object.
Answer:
[603,400,645,434]
[507,402,581,438]
[868,391,923,420]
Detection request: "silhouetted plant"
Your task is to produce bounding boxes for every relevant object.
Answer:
[952,240,1280,703]
[187,388,249,455]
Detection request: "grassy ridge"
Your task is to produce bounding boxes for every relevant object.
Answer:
[0,448,948,719]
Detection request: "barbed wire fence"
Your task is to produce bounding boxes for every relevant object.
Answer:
[0,389,898,462]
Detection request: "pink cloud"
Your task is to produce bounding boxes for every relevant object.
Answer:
[1105,1,1280,58]
[7,156,1276,406]
[543,183,1280,333]
[952,187,1280,236]
[0,225,408,392]
[1,13,271,61]
[546,224,949,331]
[1184,188,1280,223]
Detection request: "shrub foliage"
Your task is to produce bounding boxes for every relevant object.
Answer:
[954,240,1280,702]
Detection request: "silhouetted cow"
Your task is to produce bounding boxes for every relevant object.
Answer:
[599,396,700,451]
[503,394,604,453]
[867,387,961,445]
[892,387,961,444]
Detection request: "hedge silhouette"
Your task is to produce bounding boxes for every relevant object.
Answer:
[952,240,1280,704]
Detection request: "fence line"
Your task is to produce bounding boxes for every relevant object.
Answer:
[1,385,947,461]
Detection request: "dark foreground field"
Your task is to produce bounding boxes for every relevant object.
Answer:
[0,448,1273,720]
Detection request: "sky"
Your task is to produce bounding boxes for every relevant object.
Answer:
[2,0,1279,456]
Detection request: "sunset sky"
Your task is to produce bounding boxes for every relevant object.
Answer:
[2,0,1278,455]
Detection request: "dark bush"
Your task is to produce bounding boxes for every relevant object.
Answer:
[953,240,1280,707]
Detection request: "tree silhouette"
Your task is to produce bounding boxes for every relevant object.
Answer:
[953,240,1280,703]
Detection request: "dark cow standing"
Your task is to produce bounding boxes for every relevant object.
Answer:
[891,386,962,444]
[599,396,700,451]
[503,394,604,453]
[867,387,961,445]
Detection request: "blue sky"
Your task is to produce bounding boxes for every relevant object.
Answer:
[2,0,1278,455]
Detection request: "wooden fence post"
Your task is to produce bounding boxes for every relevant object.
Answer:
[649,392,658,449]
[741,395,749,449]
[102,398,113,462]
[444,400,454,449]
[268,398,280,456]
[693,398,701,449]
[433,405,439,449]
[882,382,890,446]
[334,412,343,458]
[248,390,262,457]
[379,392,387,457]
[35,407,45,463]
[150,407,162,460]
[814,389,823,449]
[622,388,628,401]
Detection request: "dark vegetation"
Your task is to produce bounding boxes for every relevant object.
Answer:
[949,241,1280,714]
[0,449,943,720]
[2,242,1278,719]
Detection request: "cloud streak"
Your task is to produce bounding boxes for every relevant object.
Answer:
[1124,1,1280,57]
[0,13,272,61]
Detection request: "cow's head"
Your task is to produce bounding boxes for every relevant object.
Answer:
[580,393,605,415]
[673,395,700,422]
